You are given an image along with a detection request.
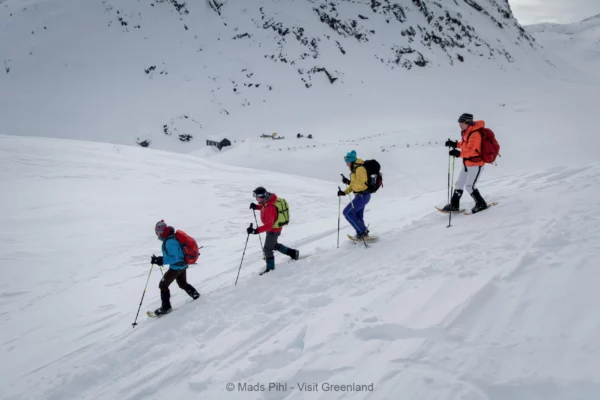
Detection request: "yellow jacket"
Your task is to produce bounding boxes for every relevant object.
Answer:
[344,159,369,194]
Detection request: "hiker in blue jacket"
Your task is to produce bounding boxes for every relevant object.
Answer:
[151,220,199,316]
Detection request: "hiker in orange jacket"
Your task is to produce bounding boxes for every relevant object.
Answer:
[443,113,488,214]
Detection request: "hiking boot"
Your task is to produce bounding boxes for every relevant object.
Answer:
[287,248,300,260]
[470,189,488,214]
[261,257,275,274]
[442,204,461,212]
[278,245,299,260]
[443,189,463,212]
[154,306,172,316]
[186,287,200,300]
[356,231,369,240]
[471,203,488,214]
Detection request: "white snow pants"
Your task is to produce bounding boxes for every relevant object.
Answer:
[455,165,483,194]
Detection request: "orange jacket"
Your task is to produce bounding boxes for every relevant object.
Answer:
[457,120,485,167]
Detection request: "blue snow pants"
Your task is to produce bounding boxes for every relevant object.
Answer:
[343,193,371,235]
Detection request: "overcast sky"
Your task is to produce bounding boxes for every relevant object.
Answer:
[510,0,600,25]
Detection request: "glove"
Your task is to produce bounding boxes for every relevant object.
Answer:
[247,226,258,235]
[249,203,257,210]
[341,174,350,185]
[151,255,163,266]
[445,139,458,149]
[337,189,346,197]
[449,149,461,157]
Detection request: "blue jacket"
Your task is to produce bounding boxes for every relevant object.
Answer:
[161,236,188,270]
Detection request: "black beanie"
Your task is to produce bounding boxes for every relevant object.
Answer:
[458,113,474,124]
[253,186,269,198]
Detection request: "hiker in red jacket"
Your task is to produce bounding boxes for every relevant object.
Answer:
[248,187,299,274]
[444,113,489,214]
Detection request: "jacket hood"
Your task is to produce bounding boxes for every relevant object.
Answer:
[464,120,485,134]
[159,226,175,241]
[472,120,485,129]
[265,193,278,204]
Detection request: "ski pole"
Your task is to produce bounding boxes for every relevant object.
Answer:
[448,156,456,228]
[235,223,252,286]
[447,154,451,209]
[337,186,342,248]
[132,264,154,327]
[252,210,265,259]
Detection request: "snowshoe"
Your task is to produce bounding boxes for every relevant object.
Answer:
[347,234,378,242]
[287,254,311,263]
[147,306,172,318]
[154,306,172,316]
[463,201,498,215]
[435,206,465,214]
[442,204,461,212]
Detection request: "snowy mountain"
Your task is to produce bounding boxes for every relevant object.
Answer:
[0,0,553,151]
[581,13,600,23]
[526,14,600,80]
[2,2,600,399]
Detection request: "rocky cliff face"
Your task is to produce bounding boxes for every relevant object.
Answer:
[0,0,543,148]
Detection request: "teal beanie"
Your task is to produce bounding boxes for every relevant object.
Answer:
[344,150,357,163]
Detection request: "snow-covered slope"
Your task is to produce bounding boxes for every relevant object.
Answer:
[581,14,600,23]
[2,131,600,400]
[0,0,555,151]
[527,15,600,80]
[195,80,600,189]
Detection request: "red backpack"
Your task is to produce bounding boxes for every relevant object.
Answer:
[174,230,200,265]
[479,128,500,164]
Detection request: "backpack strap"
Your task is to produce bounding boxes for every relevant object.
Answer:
[462,129,483,163]
[352,163,370,194]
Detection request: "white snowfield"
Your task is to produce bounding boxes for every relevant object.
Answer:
[2,122,600,400]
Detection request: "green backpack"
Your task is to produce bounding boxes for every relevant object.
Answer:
[273,197,290,228]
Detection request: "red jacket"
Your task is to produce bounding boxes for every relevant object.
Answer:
[256,194,282,234]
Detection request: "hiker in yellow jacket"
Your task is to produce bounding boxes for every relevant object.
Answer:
[338,150,371,239]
